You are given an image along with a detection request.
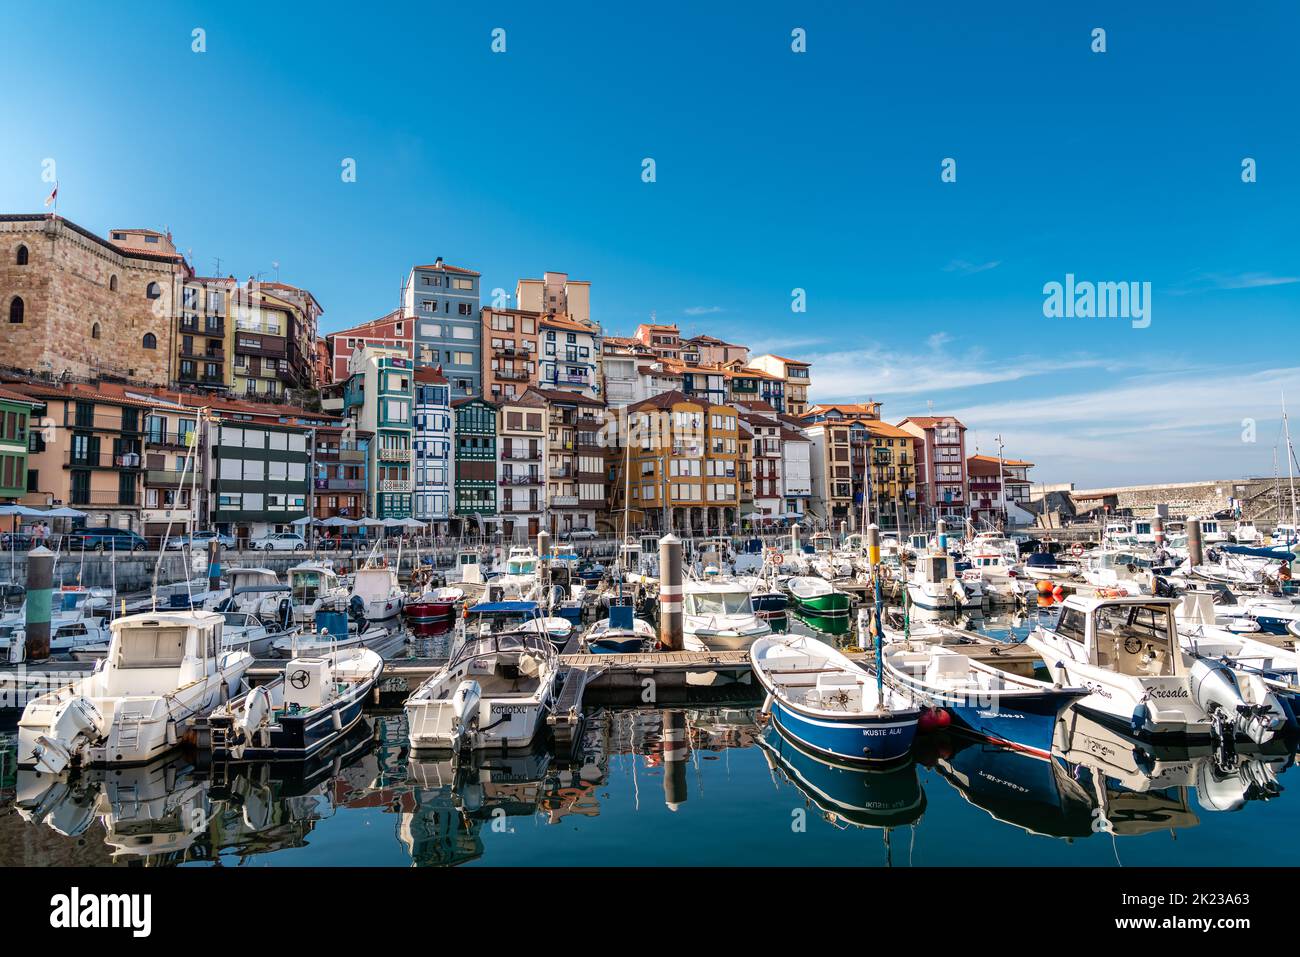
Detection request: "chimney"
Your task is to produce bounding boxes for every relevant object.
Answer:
[434,257,444,268]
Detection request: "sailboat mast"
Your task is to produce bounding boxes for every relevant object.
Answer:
[1283,392,1298,528]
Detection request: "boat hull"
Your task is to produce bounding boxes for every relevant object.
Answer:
[208,668,379,760]
[404,599,458,623]
[769,699,918,765]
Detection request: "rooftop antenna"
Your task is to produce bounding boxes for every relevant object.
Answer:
[272,260,281,282]
[212,256,223,276]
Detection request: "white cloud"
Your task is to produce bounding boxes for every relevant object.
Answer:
[943,259,1001,275]
[683,305,725,316]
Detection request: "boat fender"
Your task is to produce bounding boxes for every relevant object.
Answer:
[759,691,774,718]
[918,707,951,732]
[1130,701,1151,735]
[332,709,343,732]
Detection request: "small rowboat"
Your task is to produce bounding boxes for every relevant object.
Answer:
[784,577,851,617]
[751,634,920,765]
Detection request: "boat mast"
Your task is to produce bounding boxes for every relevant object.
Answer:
[996,433,1007,532]
[1284,392,1299,528]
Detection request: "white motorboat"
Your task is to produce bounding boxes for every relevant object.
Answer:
[494,546,540,599]
[905,551,972,612]
[350,564,404,627]
[1022,551,1074,582]
[1026,595,1286,743]
[681,578,772,651]
[206,647,383,759]
[16,610,252,773]
[204,567,282,614]
[405,601,559,751]
[1234,522,1261,545]
[287,562,348,625]
[1080,548,1156,596]
[0,586,112,660]
[72,608,289,661]
[270,606,396,658]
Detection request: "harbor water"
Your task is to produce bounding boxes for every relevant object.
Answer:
[3,614,1296,867]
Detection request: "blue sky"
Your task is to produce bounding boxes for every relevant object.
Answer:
[2,1,1297,487]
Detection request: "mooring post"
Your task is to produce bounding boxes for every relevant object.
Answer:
[1153,513,1165,550]
[791,521,800,555]
[662,708,688,810]
[537,529,551,591]
[840,520,848,546]
[658,533,683,650]
[936,518,947,553]
[868,524,883,677]
[1187,518,1204,567]
[207,537,222,593]
[24,545,54,661]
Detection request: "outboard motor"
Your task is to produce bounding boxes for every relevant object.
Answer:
[348,594,368,630]
[1195,754,1284,811]
[277,598,294,632]
[1189,657,1286,745]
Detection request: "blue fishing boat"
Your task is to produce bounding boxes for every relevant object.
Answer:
[584,605,656,654]
[881,641,1086,758]
[751,634,920,765]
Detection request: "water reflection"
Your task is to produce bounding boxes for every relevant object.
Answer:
[1,699,1295,866]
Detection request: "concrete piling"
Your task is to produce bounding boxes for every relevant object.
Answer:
[1187,518,1204,567]
[662,709,689,810]
[658,533,683,650]
[24,545,54,661]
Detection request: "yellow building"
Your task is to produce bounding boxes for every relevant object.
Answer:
[863,420,917,528]
[620,390,740,535]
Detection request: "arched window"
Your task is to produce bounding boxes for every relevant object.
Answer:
[8,297,23,324]
[146,281,161,299]
[91,322,101,339]
[142,332,157,349]
[15,245,29,266]
[110,275,118,292]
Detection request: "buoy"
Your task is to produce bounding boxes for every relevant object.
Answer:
[1052,584,1065,601]
[918,707,951,732]
[1035,580,1053,594]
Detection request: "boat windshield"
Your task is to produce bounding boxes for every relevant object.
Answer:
[453,628,553,666]
[221,612,254,628]
[1092,603,1175,676]
[685,592,751,616]
[292,571,323,600]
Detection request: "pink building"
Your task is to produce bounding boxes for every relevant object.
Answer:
[898,416,969,521]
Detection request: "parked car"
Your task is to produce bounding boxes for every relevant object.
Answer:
[562,528,598,541]
[249,532,307,552]
[70,527,150,552]
[164,530,236,551]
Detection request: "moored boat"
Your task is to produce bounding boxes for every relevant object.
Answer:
[17,609,252,773]
[783,576,851,617]
[751,633,920,764]
[205,647,383,760]
[880,641,1087,757]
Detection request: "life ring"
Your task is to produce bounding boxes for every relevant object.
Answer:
[1070,542,1085,557]
[764,547,783,566]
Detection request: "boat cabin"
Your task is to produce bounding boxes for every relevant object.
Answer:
[1049,596,1182,678]
[914,552,956,585]
[288,563,339,602]
[683,581,755,617]
[102,611,227,693]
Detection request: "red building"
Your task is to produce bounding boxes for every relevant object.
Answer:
[324,309,413,384]
[967,453,1035,529]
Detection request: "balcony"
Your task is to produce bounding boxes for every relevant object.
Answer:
[378,447,412,462]
[144,430,198,449]
[339,447,366,463]
[500,474,542,486]
[496,368,530,381]
[550,495,580,507]
[378,480,411,492]
[550,466,572,479]
[66,451,143,470]
[501,448,542,461]
[315,478,366,491]
[146,468,195,487]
